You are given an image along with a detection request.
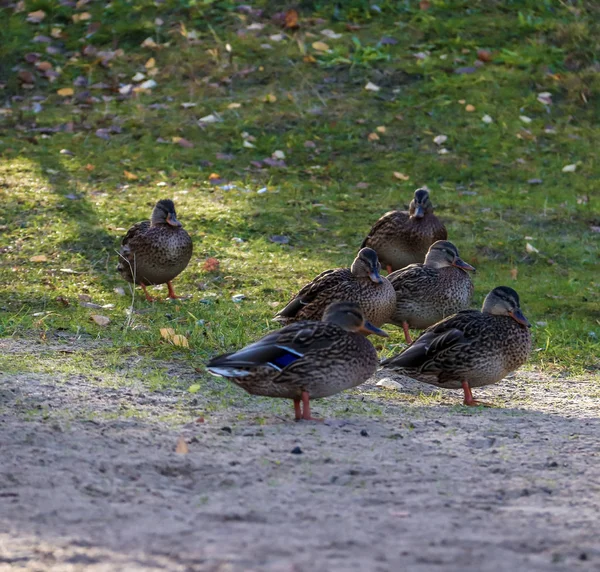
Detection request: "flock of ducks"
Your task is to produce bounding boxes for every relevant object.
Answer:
[117,190,532,421]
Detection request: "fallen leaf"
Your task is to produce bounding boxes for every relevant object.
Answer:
[175,437,189,454]
[465,104,476,112]
[264,93,277,103]
[145,57,156,69]
[208,173,221,180]
[202,257,220,272]
[123,170,138,180]
[57,87,74,97]
[321,29,342,39]
[476,49,492,62]
[376,125,387,133]
[458,99,466,104]
[198,113,220,124]
[312,41,330,51]
[30,255,48,262]
[141,37,158,48]
[562,164,577,173]
[284,9,299,29]
[171,335,189,348]
[433,134,447,145]
[303,54,317,63]
[243,140,256,148]
[27,10,46,23]
[72,12,91,22]
[510,268,518,280]
[227,102,241,109]
[173,137,194,148]
[525,243,539,254]
[393,172,410,181]
[90,315,110,326]
[438,148,449,155]
[520,115,532,124]
[368,132,380,141]
[84,164,95,172]
[132,72,146,82]
[272,150,285,159]
[51,27,62,38]
[365,82,380,92]
[35,61,53,72]
[160,327,176,339]
[55,296,70,307]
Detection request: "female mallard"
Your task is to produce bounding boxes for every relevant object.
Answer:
[274,248,396,328]
[387,240,475,344]
[207,301,388,421]
[361,188,447,273]
[117,199,193,301]
[380,286,531,406]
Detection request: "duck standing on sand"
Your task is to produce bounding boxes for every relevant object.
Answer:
[117,199,193,301]
[387,240,475,343]
[274,248,396,328]
[207,302,388,421]
[380,287,531,406]
[361,188,447,273]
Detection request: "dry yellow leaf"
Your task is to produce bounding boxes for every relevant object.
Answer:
[57,87,74,97]
[376,125,387,133]
[265,93,277,103]
[510,268,518,280]
[91,315,110,326]
[227,102,241,109]
[465,104,476,112]
[312,41,330,51]
[160,328,176,340]
[175,436,189,454]
[208,173,221,180]
[84,164,95,172]
[458,99,466,104]
[145,57,156,69]
[72,12,91,22]
[171,335,189,348]
[51,28,62,38]
[30,255,48,262]
[367,132,380,141]
[393,172,410,181]
[123,170,138,180]
[303,54,316,64]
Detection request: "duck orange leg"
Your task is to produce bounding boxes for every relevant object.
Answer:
[300,390,323,422]
[402,322,413,345]
[461,381,492,407]
[293,398,302,421]
[167,281,182,299]
[140,284,156,302]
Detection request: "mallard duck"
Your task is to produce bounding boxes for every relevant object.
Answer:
[207,301,388,421]
[361,188,447,273]
[387,240,475,343]
[117,199,193,301]
[274,248,396,327]
[380,286,531,406]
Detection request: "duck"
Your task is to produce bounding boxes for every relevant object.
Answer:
[274,248,396,328]
[360,188,447,273]
[117,199,193,301]
[206,301,389,421]
[387,240,475,344]
[380,286,531,406]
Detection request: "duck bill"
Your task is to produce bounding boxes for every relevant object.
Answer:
[358,321,389,337]
[452,258,476,272]
[167,213,182,227]
[413,205,425,219]
[368,270,384,284]
[510,309,531,328]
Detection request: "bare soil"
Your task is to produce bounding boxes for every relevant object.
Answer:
[1,338,599,571]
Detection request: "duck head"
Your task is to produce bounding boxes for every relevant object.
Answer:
[409,188,434,220]
[482,286,531,328]
[425,241,475,273]
[151,199,182,227]
[351,247,383,284]
[323,301,389,337]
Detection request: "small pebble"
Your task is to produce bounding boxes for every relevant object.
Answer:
[360,429,369,437]
[290,446,303,455]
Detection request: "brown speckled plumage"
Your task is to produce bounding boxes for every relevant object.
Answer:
[207,302,388,420]
[117,199,192,299]
[275,248,396,327]
[387,241,475,337]
[361,189,447,272]
[381,287,532,405]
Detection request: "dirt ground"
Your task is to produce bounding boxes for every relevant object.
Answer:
[1,338,599,572]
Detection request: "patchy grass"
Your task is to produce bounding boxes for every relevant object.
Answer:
[0,0,599,400]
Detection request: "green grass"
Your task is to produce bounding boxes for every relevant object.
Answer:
[1,0,599,394]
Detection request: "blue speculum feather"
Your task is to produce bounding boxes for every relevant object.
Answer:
[273,352,300,368]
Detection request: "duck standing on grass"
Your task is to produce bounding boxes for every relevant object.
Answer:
[387,240,475,343]
[380,287,531,406]
[207,302,388,421]
[274,248,396,328]
[361,188,447,273]
[117,199,193,302]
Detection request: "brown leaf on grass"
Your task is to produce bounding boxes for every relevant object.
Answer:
[393,172,410,181]
[175,437,189,454]
[419,0,431,9]
[90,315,110,326]
[27,10,46,23]
[30,255,48,262]
[202,257,220,272]
[172,137,194,148]
[284,9,299,29]
[57,87,74,96]
[35,61,53,72]
[208,173,221,180]
[376,125,387,133]
[510,268,518,280]
[84,163,95,172]
[72,12,92,22]
[160,328,190,348]
[18,71,35,84]
[477,49,492,62]
[367,132,380,141]
[145,57,156,69]
[465,104,476,112]
[123,170,138,180]
[312,41,329,52]
[55,296,70,307]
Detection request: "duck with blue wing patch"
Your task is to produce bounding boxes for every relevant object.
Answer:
[207,302,388,421]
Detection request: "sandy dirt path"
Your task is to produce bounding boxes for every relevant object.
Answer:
[1,339,599,571]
